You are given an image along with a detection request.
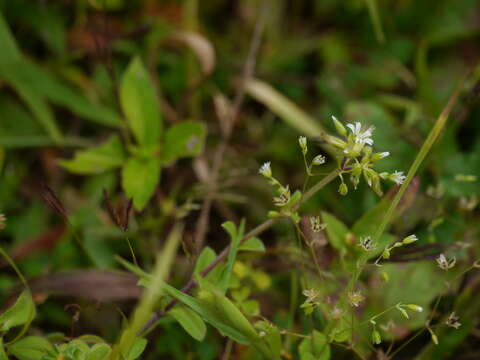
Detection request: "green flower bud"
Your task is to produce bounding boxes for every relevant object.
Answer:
[371,151,390,162]
[381,249,390,259]
[298,136,307,155]
[372,329,381,345]
[406,304,423,312]
[332,116,347,137]
[402,234,418,244]
[339,183,348,196]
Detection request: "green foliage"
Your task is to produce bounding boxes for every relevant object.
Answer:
[0,290,35,332]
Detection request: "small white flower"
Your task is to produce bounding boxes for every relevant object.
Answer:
[346,122,375,146]
[391,171,406,185]
[436,253,456,271]
[259,162,272,178]
[312,154,326,165]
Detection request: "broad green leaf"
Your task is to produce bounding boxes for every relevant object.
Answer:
[8,336,54,360]
[0,338,8,360]
[120,57,162,151]
[299,331,331,360]
[321,211,349,252]
[239,237,265,252]
[0,290,36,332]
[122,156,161,211]
[60,135,125,174]
[162,121,206,165]
[194,247,216,276]
[86,343,112,360]
[122,337,147,360]
[169,305,207,341]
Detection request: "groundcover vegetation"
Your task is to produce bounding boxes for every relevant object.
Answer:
[0,0,479,359]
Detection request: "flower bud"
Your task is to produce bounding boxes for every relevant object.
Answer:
[338,183,348,196]
[402,234,418,245]
[372,329,381,345]
[259,162,272,178]
[312,154,326,165]
[371,152,390,162]
[298,136,307,154]
[406,304,423,312]
[332,116,347,137]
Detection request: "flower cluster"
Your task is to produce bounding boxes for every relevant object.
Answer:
[327,116,406,196]
[259,162,302,222]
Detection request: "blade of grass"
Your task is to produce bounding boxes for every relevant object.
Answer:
[365,0,385,43]
[110,222,184,360]
[245,78,324,136]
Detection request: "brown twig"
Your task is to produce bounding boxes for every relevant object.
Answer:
[193,0,270,254]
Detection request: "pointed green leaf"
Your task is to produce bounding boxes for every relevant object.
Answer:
[162,121,206,165]
[0,290,36,332]
[0,338,8,360]
[122,337,147,360]
[120,57,162,151]
[321,211,349,252]
[122,156,161,211]
[194,247,216,276]
[169,305,207,341]
[60,135,125,174]
[239,237,265,252]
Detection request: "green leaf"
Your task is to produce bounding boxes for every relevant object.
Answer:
[194,247,216,276]
[321,211,349,252]
[122,156,161,211]
[8,336,54,360]
[299,331,331,360]
[0,290,36,332]
[0,338,8,360]
[218,220,244,294]
[0,68,62,144]
[0,12,21,64]
[85,343,112,360]
[169,305,207,341]
[255,321,282,359]
[239,237,265,252]
[60,135,125,174]
[120,57,162,151]
[162,121,206,165]
[122,337,147,360]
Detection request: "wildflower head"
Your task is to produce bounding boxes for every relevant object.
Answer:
[436,253,456,271]
[446,312,461,329]
[310,216,326,233]
[259,162,272,178]
[358,236,376,251]
[348,291,365,308]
